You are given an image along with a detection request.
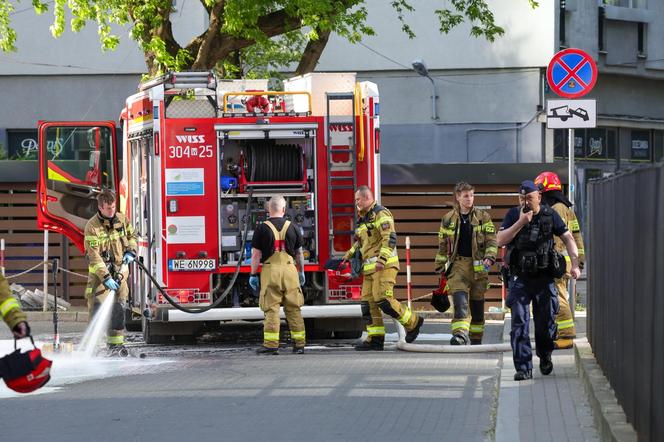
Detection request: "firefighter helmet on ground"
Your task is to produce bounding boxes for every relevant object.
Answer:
[0,338,52,393]
[534,171,562,192]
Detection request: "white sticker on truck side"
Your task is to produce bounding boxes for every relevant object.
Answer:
[165,168,204,196]
[166,216,205,244]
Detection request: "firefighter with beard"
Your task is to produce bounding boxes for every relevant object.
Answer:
[84,189,137,355]
[435,182,497,345]
[534,172,585,349]
[343,186,424,351]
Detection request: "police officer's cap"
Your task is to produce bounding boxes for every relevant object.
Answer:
[520,180,539,195]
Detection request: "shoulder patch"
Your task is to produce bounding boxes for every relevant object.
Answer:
[381,222,390,231]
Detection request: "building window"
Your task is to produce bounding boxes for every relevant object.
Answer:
[655,131,663,162]
[630,130,650,161]
[7,129,39,160]
[604,0,647,7]
[554,128,617,161]
[637,22,646,56]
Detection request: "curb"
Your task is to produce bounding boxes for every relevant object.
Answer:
[574,339,638,442]
[25,311,89,323]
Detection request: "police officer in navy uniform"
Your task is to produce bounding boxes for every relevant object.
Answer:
[497,181,581,381]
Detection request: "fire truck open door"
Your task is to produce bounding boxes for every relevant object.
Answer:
[36,121,119,252]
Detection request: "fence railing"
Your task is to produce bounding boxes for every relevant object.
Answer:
[587,164,663,441]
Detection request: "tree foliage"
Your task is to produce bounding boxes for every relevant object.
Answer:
[0,0,538,77]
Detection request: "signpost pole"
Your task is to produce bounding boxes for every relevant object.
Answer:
[547,47,597,322]
[567,127,576,319]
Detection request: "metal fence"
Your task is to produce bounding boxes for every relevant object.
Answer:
[587,164,664,442]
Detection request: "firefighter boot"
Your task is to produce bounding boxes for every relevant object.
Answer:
[354,336,385,351]
[106,344,130,358]
[256,346,279,355]
[539,353,554,375]
[514,369,533,381]
[292,346,305,354]
[405,316,424,343]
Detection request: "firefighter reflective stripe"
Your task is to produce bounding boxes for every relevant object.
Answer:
[451,321,470,331]
[107,335,124,344]
[473,260,484,272]
[85,287,93,296]
[557,319,575,330]
[470,324,485,334]
[578,248,585,255]
[482,222,496,233]
[85,235,100,247]
[89,262,107,274]
[379,247,394,259]
[264,331,280,342]
[290,330,306,341]
[568,219,580,232]
[486,246,498,256]
[356,225,368,234]
[0,297,20,317]
[439,226,455,238]
[398,307,413,325]
[367,326,386,336]
[363,255,398,273]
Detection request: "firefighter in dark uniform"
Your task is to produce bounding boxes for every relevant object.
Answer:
[84,189,137,354]
[250,195,306,355]
[0,273,30,338]
[344,186,423,351]
[497,181,581,381]
[435,182,497,345]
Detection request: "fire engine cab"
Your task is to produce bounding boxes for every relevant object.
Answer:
[36,71,381,343]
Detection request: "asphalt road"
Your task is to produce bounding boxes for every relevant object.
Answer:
[1,321,504,442]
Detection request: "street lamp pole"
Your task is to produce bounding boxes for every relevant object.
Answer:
[412,59,439,120]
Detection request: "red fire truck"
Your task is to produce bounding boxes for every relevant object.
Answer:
[36,71,381,343]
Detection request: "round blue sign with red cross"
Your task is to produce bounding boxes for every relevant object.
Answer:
[547,48,597,98]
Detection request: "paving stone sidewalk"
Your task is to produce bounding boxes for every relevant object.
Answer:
[496,314,600,442]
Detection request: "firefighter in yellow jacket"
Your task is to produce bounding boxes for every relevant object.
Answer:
[344,186,424,350]
[250,195,306,355]
[535,172,585,349]
[84,189,137,353]
[0,273,30,338]
[435,182,497,345]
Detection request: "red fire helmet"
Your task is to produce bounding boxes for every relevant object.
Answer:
[534,171,562,192]
[0,339,52,394]
[324,258,353,284]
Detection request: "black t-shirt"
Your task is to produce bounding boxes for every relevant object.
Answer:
[457,213,472,257]
[500,205,568,242]
[251,217,303,263]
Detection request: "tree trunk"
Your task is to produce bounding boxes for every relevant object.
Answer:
[295,29,332,75]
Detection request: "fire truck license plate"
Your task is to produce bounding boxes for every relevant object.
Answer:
[168,259,216,271]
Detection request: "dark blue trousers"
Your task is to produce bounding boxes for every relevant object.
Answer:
[506,276,560,372]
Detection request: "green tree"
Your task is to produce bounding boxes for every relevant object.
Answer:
[0,0,537,78]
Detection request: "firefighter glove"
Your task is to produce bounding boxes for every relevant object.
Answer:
[12,321,30,339]
[122,252,136,264]
[249,275,259,291]
[103,277,120,291]
[299,271,306,287]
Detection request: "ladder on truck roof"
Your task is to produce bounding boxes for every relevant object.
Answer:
[326,92,358,256]
[139,71,219,117]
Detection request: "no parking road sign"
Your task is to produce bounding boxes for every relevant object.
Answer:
[547,48,597,98]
